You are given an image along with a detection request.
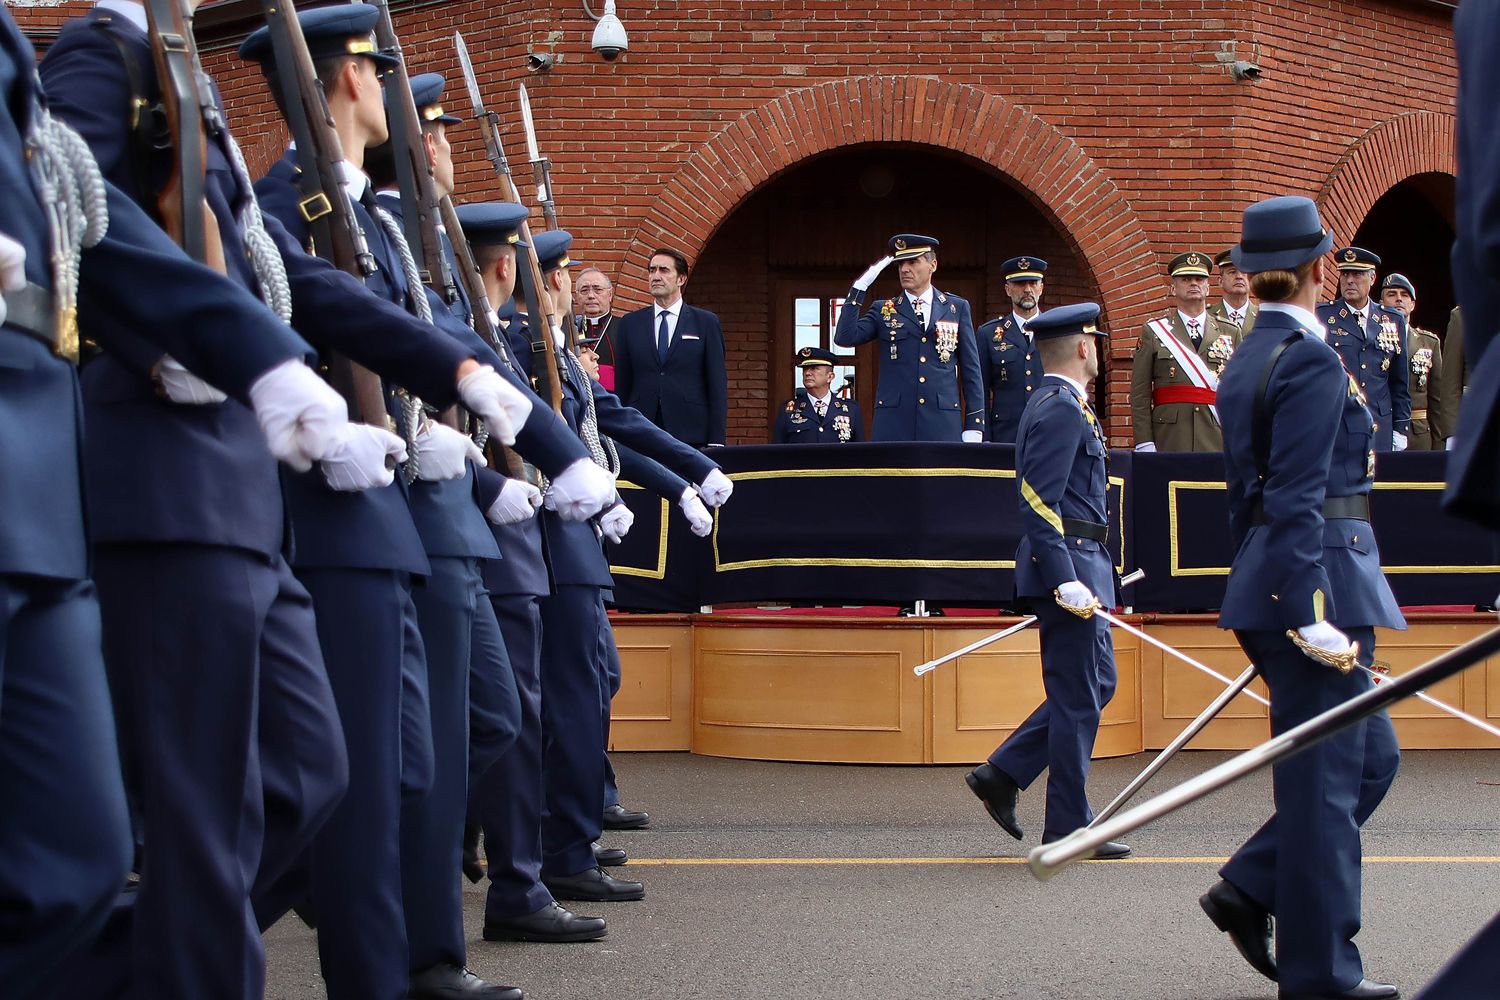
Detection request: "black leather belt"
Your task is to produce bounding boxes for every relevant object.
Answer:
[1250,494,1369,526]
[1062,518,1108,542]
[2,282,56,348]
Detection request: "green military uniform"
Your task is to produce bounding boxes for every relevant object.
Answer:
[1130,252,1243,452]
[1406,325,1447,449]
[1209,299,1258,332]
[1439,306,1466,446]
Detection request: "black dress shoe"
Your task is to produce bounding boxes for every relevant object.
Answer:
[462,822,484,885]
[592,840,627,866]
[1039,832,1131,859]
[1279,979,1399,1000]
[602,804,650,830]
[483,901,607,943]
[966,762,1023,840]
[408,963,522,1000]
[1200,879,1277,982]
[543,866,645,902]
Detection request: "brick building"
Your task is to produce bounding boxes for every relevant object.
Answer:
[16,0,1459,444]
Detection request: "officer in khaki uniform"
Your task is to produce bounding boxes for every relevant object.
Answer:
[1439,306,1467,447]
[1130,251,1243,452]
[1208,247,1258,332]
[1378,273,1448,449]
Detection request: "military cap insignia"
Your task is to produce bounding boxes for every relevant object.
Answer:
[893,238,908,252]
[798,347,812,358]
[1186,253,1202,267]
[1018,258,1032,270]
[1343,249,1358,263]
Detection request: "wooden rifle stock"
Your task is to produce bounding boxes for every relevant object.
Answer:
[143,0,226,274]
[258,0,387,429]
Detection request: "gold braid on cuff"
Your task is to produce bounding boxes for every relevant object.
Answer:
[1286,630,1360,675]
[1054,589,1100,619]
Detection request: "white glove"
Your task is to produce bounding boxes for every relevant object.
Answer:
[1296,621,1354,655]
[697,468,734,507]
[411,422,485,482]
[1446,436,1456,451]
[318,423,407,492]
[853,255,895,292]
[457,365,532,447]
[155,355,228,405]
[248,359,351,472]
[961,430,983,443]
[678,487,713,537]
[1134,441,1157,453]
[487,478,542,525]
[1057,580,1095,607]
[0,232,26,323]
[600,503,634,544]
[1392,431,1408,452]
[545,458,616,521]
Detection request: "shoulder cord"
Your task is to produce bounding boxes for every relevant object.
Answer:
[28,108,109,356]
[372,204,432,484]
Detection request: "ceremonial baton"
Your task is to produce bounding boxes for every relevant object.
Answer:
[1028,626,1500,880]
[912,570,1144,677]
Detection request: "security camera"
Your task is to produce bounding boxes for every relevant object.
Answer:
[1230,60,1261,82]
[591,0,628,61]
[526,51,554,73]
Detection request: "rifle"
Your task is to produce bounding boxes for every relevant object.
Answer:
[142,0,226,272]
[369,0,457,306]
[517,82,577,353]
[454,30,564,416]
[258,0,388,429]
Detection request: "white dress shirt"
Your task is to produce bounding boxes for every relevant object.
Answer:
[654,298,684,346]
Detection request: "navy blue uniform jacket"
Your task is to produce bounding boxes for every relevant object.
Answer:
[976,313,1042,444]
[1315,299,1411,452]
[771,393,864,444]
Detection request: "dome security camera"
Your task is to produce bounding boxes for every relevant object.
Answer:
[591,0,628,61]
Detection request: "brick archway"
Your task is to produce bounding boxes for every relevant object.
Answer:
[1317,110,1457,249]
[619,76,1157,329]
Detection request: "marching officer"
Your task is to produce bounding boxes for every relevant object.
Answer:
[976,255,1047,444]
[1131,251,1242,452]
[834,233,986,442]
[1204,195,1402,1000]
[964,302,1129,859]
[1378,273,1448,449]
[1209,247,1258,331]
[1316,247,1411,452]
[773,346,864,443]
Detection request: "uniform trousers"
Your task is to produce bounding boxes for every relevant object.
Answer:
[599,613,623,811]
[300,567,424,1000]
[92,546,345,1000]
[988,599,1117,839]
[403,557,518,972]
[0,575,132,1000]
[1219,626,1399,995]
[540,584,609,880]
[474,593,556,918]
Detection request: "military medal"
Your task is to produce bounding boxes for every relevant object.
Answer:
[1207,334,1235,374]
[934,320,959,364]
[881,299,899,360]
[1411,347,1433,388]
[1377,318,1401,356]
[833,414,851,442]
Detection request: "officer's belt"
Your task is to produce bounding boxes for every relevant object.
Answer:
[1411,408,1428,420]
[2,282,56,348]
[1152,385,1217,406]
[1061,517,1108,542]
[1250,494,1369,526]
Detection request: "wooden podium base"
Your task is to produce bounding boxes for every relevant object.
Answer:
[608,613,1500,763]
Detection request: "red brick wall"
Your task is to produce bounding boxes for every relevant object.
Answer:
[15,0,1457,445]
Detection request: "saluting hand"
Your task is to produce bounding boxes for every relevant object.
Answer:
[852,255,895,292]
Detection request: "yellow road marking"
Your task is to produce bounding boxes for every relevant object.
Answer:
[617,856,1500,866]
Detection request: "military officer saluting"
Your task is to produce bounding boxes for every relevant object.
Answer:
[1131,251,1243,452]
[834,233,986,442]
[1316,247,1411,451]
[977,255,1047,444]
[965,302,1129,859]
[1209,247,1258,332]
[773,347,864,444]
[1378,273,1448,450]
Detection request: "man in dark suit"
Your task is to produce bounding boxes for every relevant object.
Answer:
[964,302,1128,859]
[613,248,728,447]
[773,347,864,443]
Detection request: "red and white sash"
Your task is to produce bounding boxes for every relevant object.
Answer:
[1148,318,1220,424]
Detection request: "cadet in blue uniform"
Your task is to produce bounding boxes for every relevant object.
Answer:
[976,255,1047,443]
[963,302,1130,859]
[0,6,391,994]
[237,9,609,1000]
[834,233,986,442]
[772,346,864,443]
[1201,196,1402,1000]
[1316,247,1411,452]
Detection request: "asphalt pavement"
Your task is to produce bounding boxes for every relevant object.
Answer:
[264,749,1500,1000]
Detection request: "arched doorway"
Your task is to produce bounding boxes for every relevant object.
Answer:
[1350,172,1456,334]
[687,144,1099,442]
